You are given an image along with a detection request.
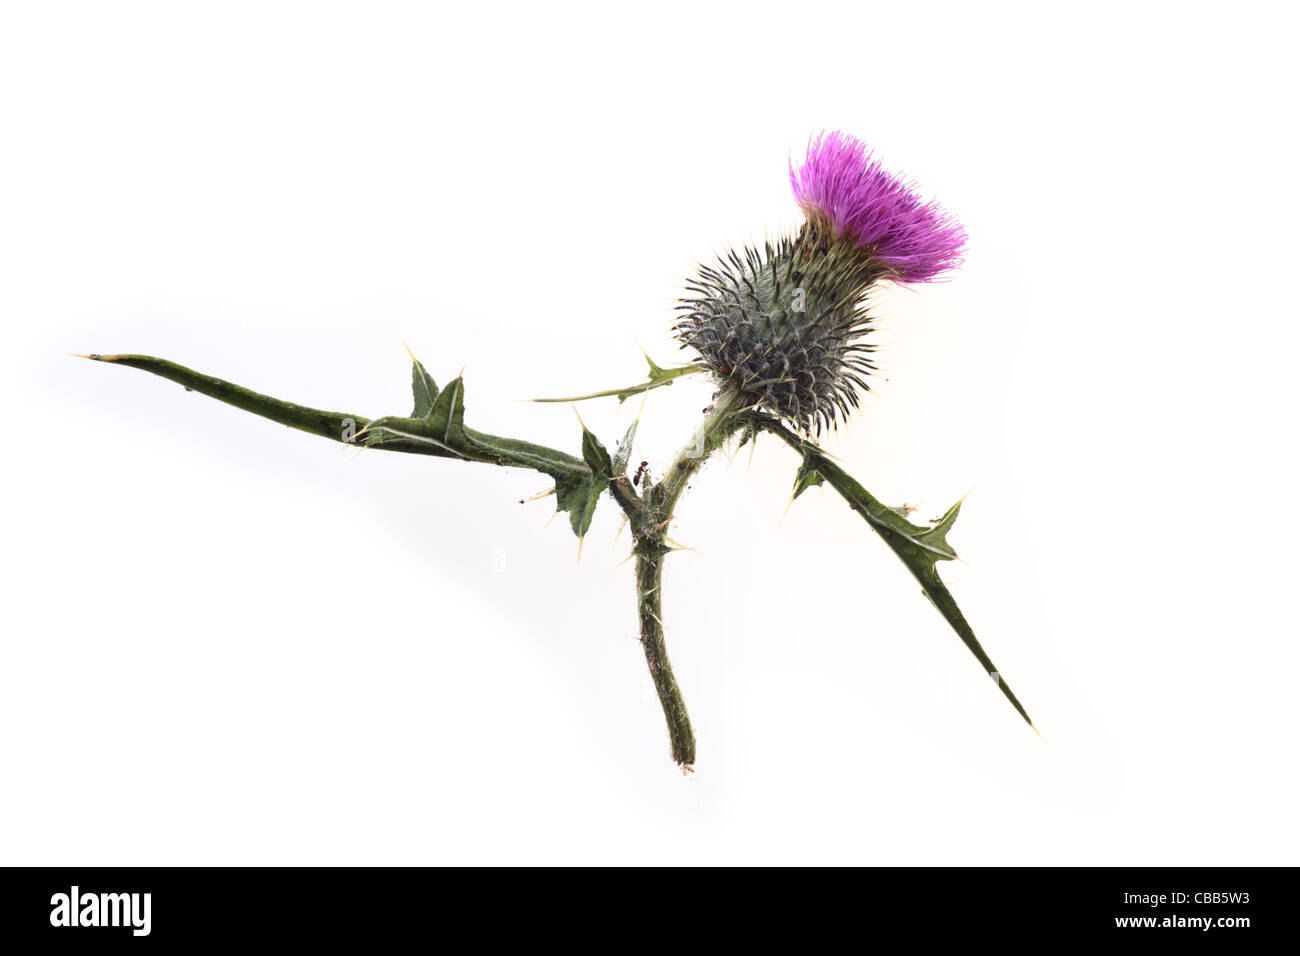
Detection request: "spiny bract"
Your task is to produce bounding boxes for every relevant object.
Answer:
[673,225,881,434]
[674,132,965,433]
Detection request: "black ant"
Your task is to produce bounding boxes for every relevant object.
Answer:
[632,461,650,487]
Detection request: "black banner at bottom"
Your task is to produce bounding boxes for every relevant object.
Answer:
[0,866,1285,945]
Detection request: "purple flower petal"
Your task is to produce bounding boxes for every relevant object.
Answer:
[790,131,966,283]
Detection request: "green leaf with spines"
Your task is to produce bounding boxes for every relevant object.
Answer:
[84,352,603,538]
[531,353,702,405]
[411,358,439,419]
[580,424,613,479]
[363,372,470,459]
[612,421,639,476]
[761,415,1035,731]
[565,421,618,538]
[556,471,606,539]
[791,457,825,500]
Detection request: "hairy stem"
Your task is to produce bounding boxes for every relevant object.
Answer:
[628,384,748,767]
[634,543,693,765]
[654,386,749,518]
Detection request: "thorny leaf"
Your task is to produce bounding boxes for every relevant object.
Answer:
[791,457,825,500]
[531,353,701,405]
[84,352,605,538]
[612,420,639,476]
[762,415,1034,730]
[410,356,439,419]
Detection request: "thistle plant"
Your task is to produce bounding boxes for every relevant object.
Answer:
[84,131,1035,769]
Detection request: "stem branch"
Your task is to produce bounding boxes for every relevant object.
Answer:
[626,384,748,767]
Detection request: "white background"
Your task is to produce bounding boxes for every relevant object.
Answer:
[2,1,1297,865]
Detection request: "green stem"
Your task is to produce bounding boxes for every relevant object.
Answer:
[92,350,760,764]
[82,353,588,481]
[653,386,749,518]
[630,384,748,767]
[634,542,694,765]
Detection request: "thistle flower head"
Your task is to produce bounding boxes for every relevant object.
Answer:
[675,133,965,434]
[789,131,966,283]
